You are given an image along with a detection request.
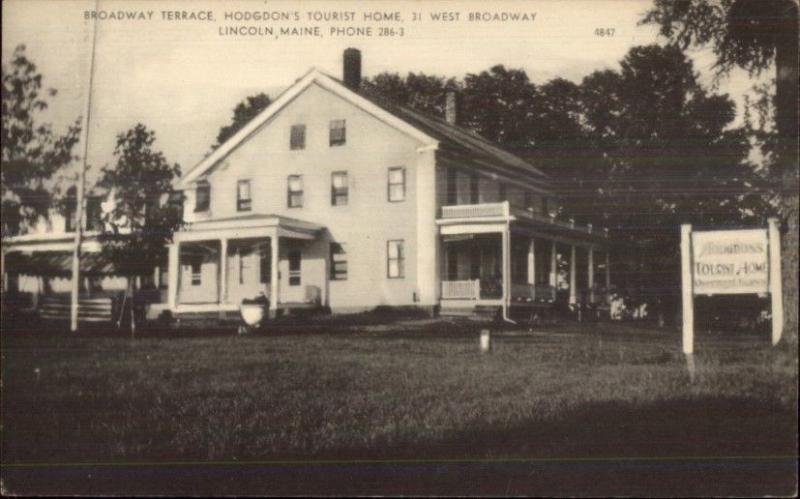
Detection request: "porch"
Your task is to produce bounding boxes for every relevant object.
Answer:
[437,202,612,318]
[167,214,326,317]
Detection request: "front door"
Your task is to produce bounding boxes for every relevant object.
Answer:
[280,248,304,303]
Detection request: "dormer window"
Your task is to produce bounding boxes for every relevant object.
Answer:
[329,119,346,146]
[195,181,210,212]
[237,180,252,211]
[290,124,306,150]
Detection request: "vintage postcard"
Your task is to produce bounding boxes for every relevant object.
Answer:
[2,0,797,496]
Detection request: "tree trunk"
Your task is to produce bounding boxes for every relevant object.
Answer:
[775,2,799,345]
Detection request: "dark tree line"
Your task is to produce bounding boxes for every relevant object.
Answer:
[366,44,775,323]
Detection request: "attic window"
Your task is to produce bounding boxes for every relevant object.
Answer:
[329,119,346,146]
[290,124,306,150]
[195,182,210,212]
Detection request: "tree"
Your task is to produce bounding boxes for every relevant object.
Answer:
[1,44,81,236]
[368,72,459,118]
[461,65,538,149]
[213,93,271,148]
[98,124,182,335]
[570,45,763,322]
[642,0,799,342]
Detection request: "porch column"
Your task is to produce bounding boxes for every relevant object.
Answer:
[549,241,557,287]
[588,246,595,304]
[502,225,510,310]
[167,242,179,310]
[605,250,611,290]
[219,238,228,304]
[527,238,536,285]
[569,245,577,306]
[270,234,279,314]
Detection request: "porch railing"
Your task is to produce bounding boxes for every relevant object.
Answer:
[510,283,557,303]
[440,202,509,220]
[441,279,480,300]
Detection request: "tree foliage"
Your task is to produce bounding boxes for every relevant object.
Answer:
[641,0,797,76]
[214,92,271,148]
[98,124,182,278]
[642,0,798,340]
[369,72,460,117]
[370,44,764,316]
[1,44,81,235]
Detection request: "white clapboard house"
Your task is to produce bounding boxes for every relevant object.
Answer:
[2,49,613,323]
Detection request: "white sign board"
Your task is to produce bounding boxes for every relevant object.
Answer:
[691,229,769,295]
[681,220,783,355]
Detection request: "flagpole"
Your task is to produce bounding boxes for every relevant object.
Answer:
[70,2,99,332]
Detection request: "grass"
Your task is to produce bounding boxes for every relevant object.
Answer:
[1,320,797,495]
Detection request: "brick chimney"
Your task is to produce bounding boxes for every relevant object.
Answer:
[343,48,361,91]
[445,90,460,125]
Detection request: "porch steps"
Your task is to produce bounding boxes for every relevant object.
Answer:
[38,296,114,323]
[440,304,501,320]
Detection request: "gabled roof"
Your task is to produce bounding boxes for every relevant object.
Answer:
[178,69,437,188]
[179,67,553,193]
[354,79,551,192]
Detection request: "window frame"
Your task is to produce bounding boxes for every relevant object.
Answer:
[290,123,306,150]
[331,171,349,206]
[288,249,302,286]
[287,175,304,208]
[190,260,202,286]
[387,239,405,279]
[329,242,348,281]
[387,167,406,202]
[237,179,252,212]
[329,119,346,147]
[194,181,210,213]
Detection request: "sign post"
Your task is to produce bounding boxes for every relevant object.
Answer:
[680,225,694,355]
[681,222,781,355]
[768,218,783,345]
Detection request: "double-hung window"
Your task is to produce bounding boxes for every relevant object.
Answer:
[387,240,405,279]
[388,167,406,202]
[330,243,347,280]
[288,175,303,208]
[329,119,346,146]
[191,260,202,286]
[331,171,348,206]
[195,181,210,212]
[290,124,306,150]
[288,250,301,286]
[237,180,252,211]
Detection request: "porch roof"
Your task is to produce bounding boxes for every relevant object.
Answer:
[178,213,324,241]
[4,251,117,277]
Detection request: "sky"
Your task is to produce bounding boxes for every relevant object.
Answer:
[2,0,763,181]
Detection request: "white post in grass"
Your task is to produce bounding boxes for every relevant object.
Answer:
[480,328,492,353]
[767,217,783,346]
[680,224,694,355]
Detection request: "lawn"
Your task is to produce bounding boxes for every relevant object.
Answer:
[1,319,797,495]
